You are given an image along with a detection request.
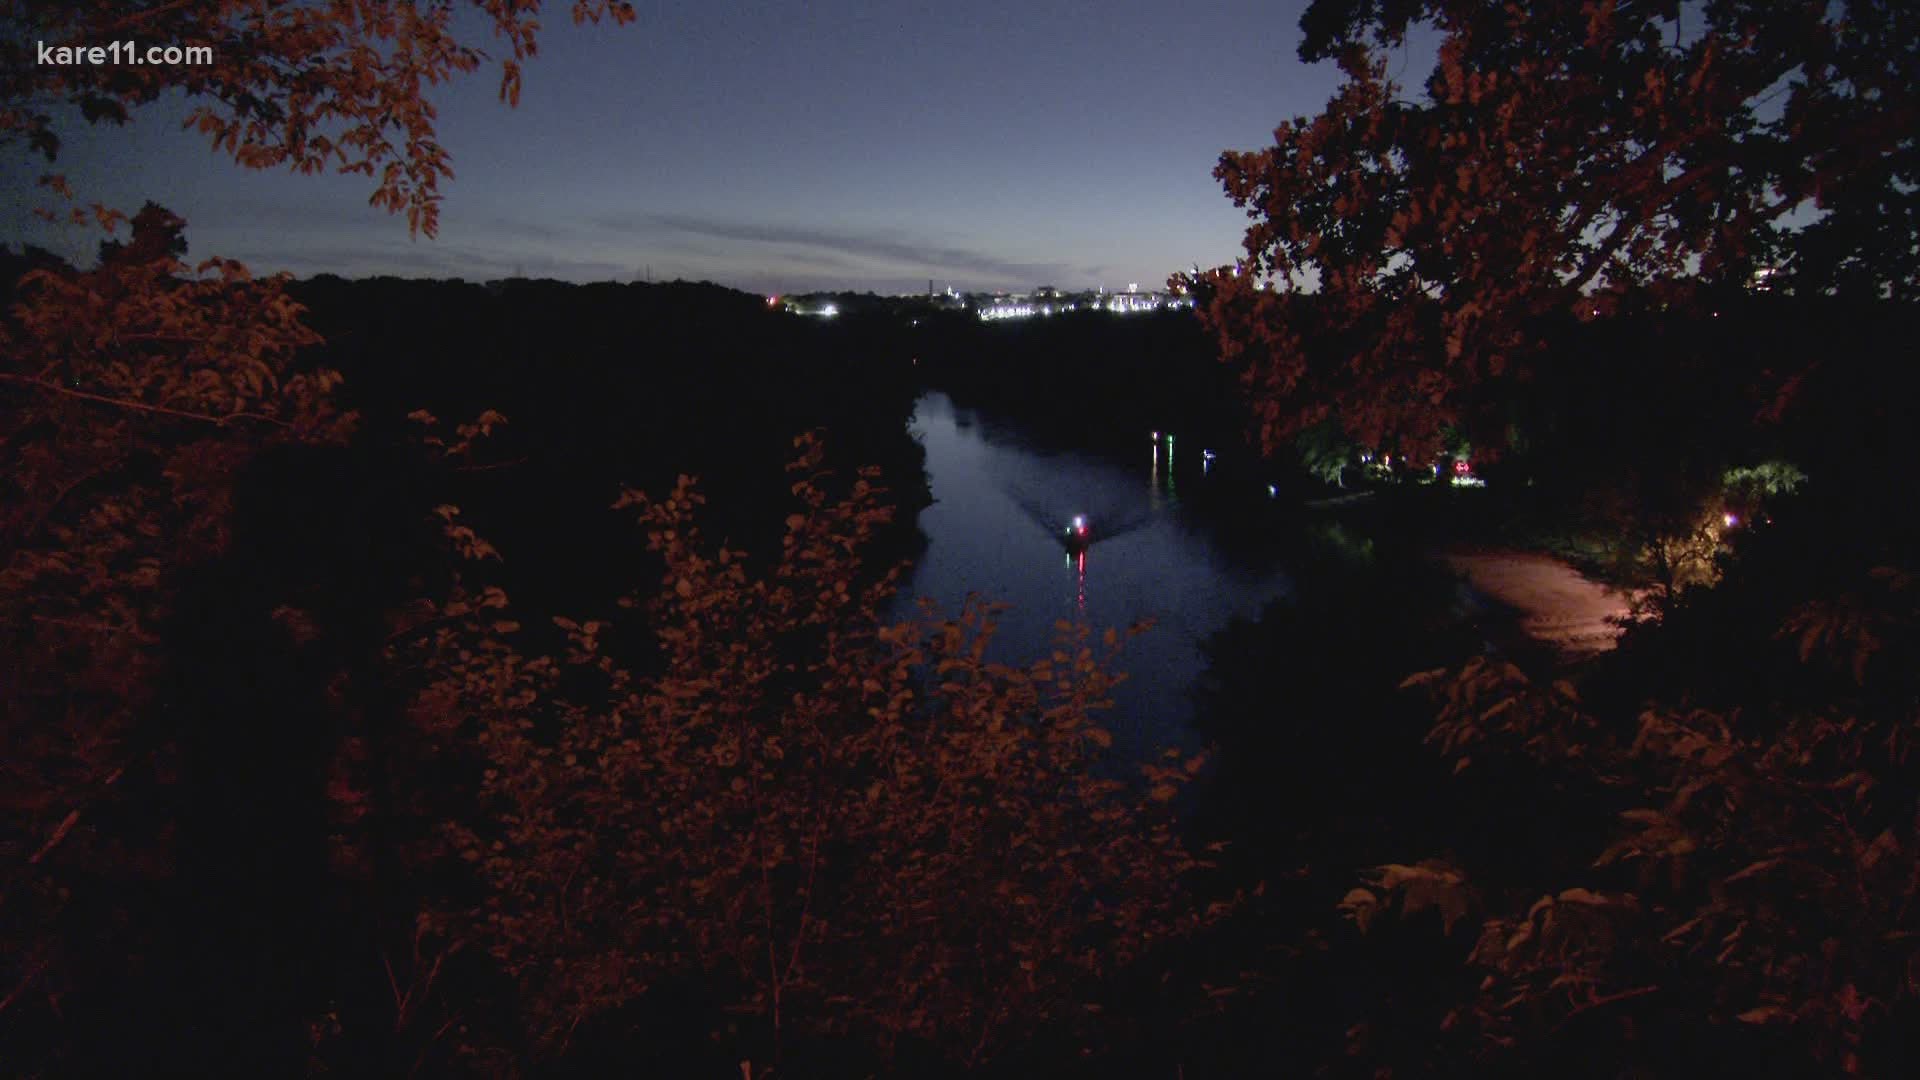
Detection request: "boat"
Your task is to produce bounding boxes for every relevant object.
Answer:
[1061,514,1092,553]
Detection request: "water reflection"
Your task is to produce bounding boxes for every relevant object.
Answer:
[1150,437,1162,509]
[899,393,1292,753]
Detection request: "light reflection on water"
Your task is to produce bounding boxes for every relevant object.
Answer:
[895,392,1292,755]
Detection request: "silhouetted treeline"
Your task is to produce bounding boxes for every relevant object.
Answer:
[912,307,1248,455]
[10,242,1920,1076]
[286,275,931,611]
[1487,289,1920,559]
[4,268,941,1076]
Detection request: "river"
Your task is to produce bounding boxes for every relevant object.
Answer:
[896,392,1295,755]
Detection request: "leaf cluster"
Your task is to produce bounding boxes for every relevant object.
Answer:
[396,437,1212,1072]
[0,208,353,1049]
[1193,0,1919,461]
[1354,566,1920,1073]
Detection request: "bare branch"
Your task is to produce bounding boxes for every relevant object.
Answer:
[0,372,290,429]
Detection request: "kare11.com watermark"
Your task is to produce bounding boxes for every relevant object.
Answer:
[38,40,213,67]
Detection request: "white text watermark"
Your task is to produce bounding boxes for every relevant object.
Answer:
[37,41,213,67]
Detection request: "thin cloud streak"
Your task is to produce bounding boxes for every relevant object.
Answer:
[211,236,635,284]
[607,213,1101,289]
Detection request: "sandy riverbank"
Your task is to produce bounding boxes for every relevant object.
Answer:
[1442,549,1642,655]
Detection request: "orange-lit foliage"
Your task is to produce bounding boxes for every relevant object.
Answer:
[395,437,1210,1069]
[3,0,637,237]
[2,0,630,1031]
[1190,0,1919,461]
[1352,570,1920,1071]
[1,207,351,964]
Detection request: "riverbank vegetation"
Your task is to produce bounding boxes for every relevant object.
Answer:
[1,3,1222,1074]
[5,0,1917,1076]
[1171,0,1920,1074]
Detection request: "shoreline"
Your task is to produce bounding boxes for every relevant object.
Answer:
[1439,547,1642,662]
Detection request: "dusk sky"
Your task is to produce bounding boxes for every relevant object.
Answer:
[7,0,1347,294]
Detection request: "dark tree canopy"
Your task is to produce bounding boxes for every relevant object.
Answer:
[2,4,631,1064]
[1191,0,1919,461]
[1,0,637,236]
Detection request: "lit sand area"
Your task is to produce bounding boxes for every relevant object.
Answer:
[1444,549,1642,655]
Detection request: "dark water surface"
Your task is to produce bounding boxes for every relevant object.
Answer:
[896,392,1293,754]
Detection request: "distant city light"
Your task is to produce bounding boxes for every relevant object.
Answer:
[976,289,1189,321]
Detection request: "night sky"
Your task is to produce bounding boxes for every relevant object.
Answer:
[6,0,1343,293]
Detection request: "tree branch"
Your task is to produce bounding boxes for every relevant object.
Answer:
[0,373,289,429]
[0,954,51,1018]
[27,766,126,867]
[1564,158,1725,297]
[1555,984,1661,1031]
